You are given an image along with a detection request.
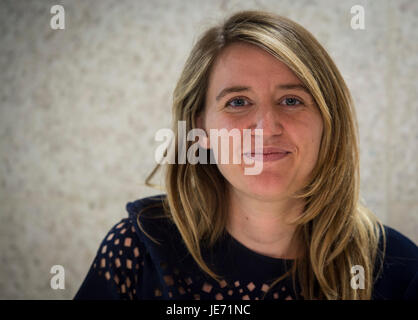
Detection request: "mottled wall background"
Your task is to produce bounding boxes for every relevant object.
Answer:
[0,0,416,299]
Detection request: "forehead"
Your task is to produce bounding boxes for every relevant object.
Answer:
[207,42,302,92]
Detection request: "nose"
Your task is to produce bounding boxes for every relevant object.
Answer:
[252,105,283,137]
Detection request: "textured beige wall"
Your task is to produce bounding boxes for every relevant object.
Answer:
[0,0,416,299]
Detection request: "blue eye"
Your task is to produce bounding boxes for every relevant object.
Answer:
[281,97,302,106]
[225,96,303,109]
[226,97,250,108]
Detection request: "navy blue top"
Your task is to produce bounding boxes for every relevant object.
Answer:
[74,194,418,300]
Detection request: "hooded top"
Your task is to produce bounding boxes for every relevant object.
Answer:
[74,194,418,300]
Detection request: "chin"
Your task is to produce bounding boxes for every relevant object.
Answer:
[237,172,293,200]
[246,183,289,201]
[219,164,296,199]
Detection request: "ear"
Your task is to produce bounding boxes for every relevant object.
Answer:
[196,114,210,149]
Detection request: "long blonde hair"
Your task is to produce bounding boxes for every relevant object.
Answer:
[143,10,386,300]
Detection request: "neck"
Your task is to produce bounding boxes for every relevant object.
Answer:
[226,186,304,260]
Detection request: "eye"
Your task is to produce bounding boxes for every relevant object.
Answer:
[225,97,251,108]
[280,97,303,106]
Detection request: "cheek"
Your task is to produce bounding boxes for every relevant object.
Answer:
[205,115,248,155]
[205,114,243,131]
[313,116,324,154]
[298,117,323,165]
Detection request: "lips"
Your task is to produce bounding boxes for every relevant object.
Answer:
[243,147,291,162]
[243,147,291,155]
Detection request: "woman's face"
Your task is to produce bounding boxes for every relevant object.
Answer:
[199,42,323,201]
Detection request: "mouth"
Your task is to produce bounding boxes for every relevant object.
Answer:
[243,148,291,162]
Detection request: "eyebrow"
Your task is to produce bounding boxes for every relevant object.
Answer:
[215,84,311,101]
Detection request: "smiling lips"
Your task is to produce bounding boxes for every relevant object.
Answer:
[243,147,291,162]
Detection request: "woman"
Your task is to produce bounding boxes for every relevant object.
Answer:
[74,10,418,300]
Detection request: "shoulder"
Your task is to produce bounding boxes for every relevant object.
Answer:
[75,194,179,300]
[373,224,418,299]
[92,216,145,278]
[125,193,187,258]
[91,193,171,277]
[382,225,418,259]
[74,216,145,300]
[125,193,167,217]
[125,193,178,242]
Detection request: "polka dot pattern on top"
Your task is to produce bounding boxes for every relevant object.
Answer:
[79,217,301,300]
